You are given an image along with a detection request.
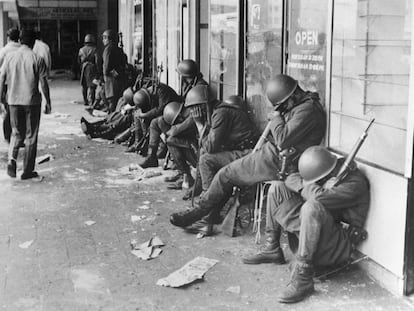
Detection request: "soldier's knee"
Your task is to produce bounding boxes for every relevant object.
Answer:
[300,199,326,220]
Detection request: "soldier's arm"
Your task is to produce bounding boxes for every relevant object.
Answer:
[203,110,227,153]
[169,115,196,137]
[270,104,319,150]
[301,172,368,209]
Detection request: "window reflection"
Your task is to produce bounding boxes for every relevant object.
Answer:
[330,0,411,173]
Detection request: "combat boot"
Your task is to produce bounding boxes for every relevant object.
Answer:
[242,232,285,264]
[278,260,314,303]
[170,205,211,228]
[138,147,158,168]
[184,208,221,236]
[114,128,131,144]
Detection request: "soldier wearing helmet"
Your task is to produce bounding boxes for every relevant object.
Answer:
[78,34,99,106]
[170,74,326,237]
[126,83,180,154]
[180,91,258,221]
[176,59,208,99]
[101,29,127,112]
[243,146,370,303]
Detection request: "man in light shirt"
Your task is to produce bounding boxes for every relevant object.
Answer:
[0,28,20,143]
[0,29,51,180]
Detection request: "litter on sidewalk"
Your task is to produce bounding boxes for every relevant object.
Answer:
[36,154,54,164]
[131,236,165,260]
[19,240,34,249]
[131,215,146,222]
[156,256,218,288]
[84,220,96,226]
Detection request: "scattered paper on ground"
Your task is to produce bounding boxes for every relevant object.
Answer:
[131,236,165,260]
[19,240,34,249]
[137,205,150,210]
[37,154,54,164]
[156,257,218,288]
[131,215,146,222]
[84,220,96,226]
[226,286,241,294]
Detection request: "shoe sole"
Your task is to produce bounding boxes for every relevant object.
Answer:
[242,257,286,265]
[277,287,314,304]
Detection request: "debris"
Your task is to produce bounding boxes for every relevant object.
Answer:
[92,109,108,117]
[51,112,70,119]
[138,205,150,210]
[196,233,205,239]
[155,199,165,203]
[130,236,165,260]
[92,138,108,143]
[75,168,88,174]
[226,286,241,294]
[36,154,54,164]
[19,240,34,249]
[131,215,146,222]
[157,257,218,288]
[73,146,82,150]
[143,201,151,205]
[84,220,96,226]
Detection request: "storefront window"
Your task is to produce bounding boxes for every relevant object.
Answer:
[210,0,238,100]
[330,0,411,173]
[245,0,283,130]
[286,0,329,104]
[154,0,181,92]
[133,2,143,69]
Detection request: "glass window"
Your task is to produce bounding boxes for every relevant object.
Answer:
[133,2,143,68]
[210,0,238,100]
[154,1,167,83]
[245,0,284,131]
[330,0,411,173]
[286,0,330,104]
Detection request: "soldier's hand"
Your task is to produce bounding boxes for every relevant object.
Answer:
[323,177,338,189]
[267,110,280,121]
[190,105,205,122]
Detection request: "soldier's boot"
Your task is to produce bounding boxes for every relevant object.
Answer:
[125,127,143,153]
[138,146,158,168]
[170,205,211,228]
[184,209,222,236]
[242,232,285,265]
[157,141,168,159]
[278,260,314,304]
[114,128,131,144]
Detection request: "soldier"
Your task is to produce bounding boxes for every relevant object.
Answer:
[243,146,370,303]
[78,34,99,106]
[170,74,326,233]
[126,82,180,154]
[101,29,126,113]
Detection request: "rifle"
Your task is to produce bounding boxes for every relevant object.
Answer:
[332,118,375,187]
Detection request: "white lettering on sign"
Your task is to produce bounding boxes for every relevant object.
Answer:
[295,31,318,46]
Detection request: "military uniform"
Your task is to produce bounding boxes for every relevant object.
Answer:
[198,100,258,190]
[79,44,99,105]
[171,91,326,227]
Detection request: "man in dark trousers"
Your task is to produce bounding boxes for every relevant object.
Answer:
[79,34,99,106]
[244,146,370,303]
[170,74,326,230]
[0,29,51,179]
[0,28,20,144]
[102,29,126,113]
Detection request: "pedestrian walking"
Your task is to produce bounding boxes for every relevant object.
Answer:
[0,29,51,179]
[0,28,20,143]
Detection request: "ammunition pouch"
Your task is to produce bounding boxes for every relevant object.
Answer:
[276,147,299,181]
[342,223,368,247]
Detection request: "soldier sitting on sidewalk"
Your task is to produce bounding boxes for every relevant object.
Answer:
[80,87,134,140]
[170,74,326,234]
[126,82,180,154]
[243,146,370,303]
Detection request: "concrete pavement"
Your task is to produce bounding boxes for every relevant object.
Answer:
[0,72,413,310]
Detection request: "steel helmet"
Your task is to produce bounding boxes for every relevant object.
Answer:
[176,59,199,78]
[163,101,184,125]
[133,88,151,108]
[84,34,96,44]
[266,74,298,106]
[185,85,209,107]
[224,95,245,108]
[298,146,338,185]
[122,87,134,103]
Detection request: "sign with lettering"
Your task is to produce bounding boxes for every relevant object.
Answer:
[19,7,98,20]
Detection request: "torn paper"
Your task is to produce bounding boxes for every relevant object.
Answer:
[130,236,165,260]
[37,154,54,164]
[131,215,146,222]
[156,257,218,287]
[19,240,34,249]
[84,220,96,226]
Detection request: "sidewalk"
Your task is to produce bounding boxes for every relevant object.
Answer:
[0,73,413,311]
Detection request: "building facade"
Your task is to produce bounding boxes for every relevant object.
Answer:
[119,0,414,296]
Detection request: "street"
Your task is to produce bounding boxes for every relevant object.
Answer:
[0,73,413,311]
